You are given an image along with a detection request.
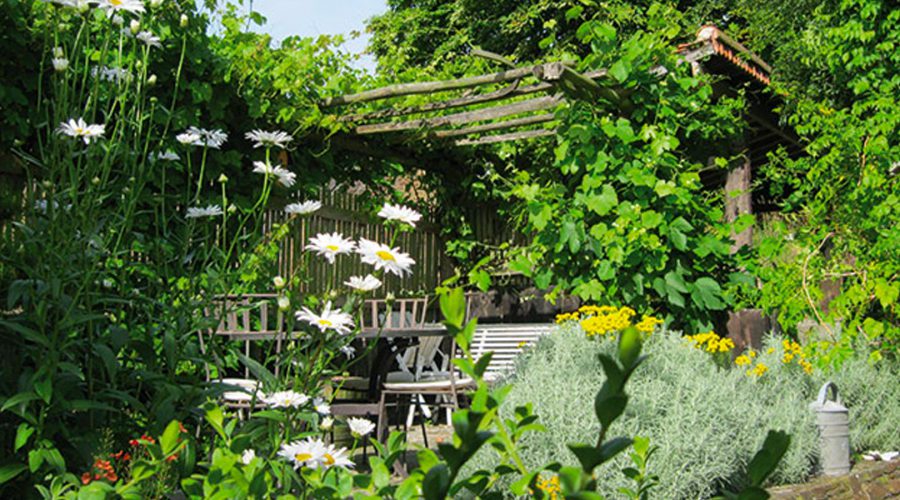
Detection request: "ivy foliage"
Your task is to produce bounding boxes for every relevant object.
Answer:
[741,0,900,363]
[503,6,746,330]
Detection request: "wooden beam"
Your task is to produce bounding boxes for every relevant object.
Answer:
[354,95,562,135]
[540,63,619,103]
[322,64,547,107]
[454,128,555,146]
[338,80,554,122]
[338,69,609,123]
[431,113,556,139]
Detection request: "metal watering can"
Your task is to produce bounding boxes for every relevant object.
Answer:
[809,381,850,476]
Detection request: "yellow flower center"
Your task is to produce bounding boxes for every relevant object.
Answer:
[376,250,395,261]
[75,127,85,134]
[318,319,332,327]
[294,453,312,463]
[326,245,339,252]
[110,0,123,5]
[324,453,335,465]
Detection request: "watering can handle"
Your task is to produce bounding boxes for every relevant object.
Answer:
[817,382,841,406]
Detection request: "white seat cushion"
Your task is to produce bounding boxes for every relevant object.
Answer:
[383,376,476,392]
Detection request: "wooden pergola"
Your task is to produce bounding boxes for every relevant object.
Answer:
[321,57,615,147]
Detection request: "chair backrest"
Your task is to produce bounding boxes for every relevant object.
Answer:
[397,335,446,378]
[361,297,429,331]
[469,323,554,377]
[204,294,284,338]
[200,294,286,379]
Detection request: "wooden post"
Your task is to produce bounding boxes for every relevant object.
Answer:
[724,148,753,252]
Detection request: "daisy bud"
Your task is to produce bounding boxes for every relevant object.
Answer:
[129,20,140,34]
[42,180,53,189]
[128,176,136,183]
[150,0,163,6]
[91,177,101,185]
[385,292,396,302]
[217,174,228,183]
[180,14,189,27]
[273,276,285,289]
[147,74,157,86]
[53,46,64,58]
[320,417,333,431]
[277,295,290,311]
[227,204,237,214]
[112,15,124,26]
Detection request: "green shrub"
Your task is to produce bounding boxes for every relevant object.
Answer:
[465,325,900,498]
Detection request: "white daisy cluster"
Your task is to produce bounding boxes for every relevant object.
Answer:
[178,126,228,149]
[245,129,293,149]
[251,161,296,188]
[278,438,353,470]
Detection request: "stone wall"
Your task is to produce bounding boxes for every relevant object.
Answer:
[769,459,900,499]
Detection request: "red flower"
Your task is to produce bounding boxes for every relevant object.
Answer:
[129,439,139,447]
[81,472,92,485]
[178,421,187,433]
[122,453,131,461]
[165,453,179,463]
[140,434,156,444]
[104,471,118,482]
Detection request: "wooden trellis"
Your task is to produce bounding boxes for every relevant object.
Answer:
[321,59,615,147]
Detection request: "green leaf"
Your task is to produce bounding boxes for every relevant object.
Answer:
[160,420,182,456]
[422,463,451,500]
[1,392,40,412]
[594,395,628,430]
[440,288,467,329]
[0,463,27,485]
[747,430,790,486]
[617,326,643,369]
[609,60,629,82]
[690,277,726,311]
[586,184,619,216]
[14,424,34,452]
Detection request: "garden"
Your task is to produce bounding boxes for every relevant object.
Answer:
[0,0,897,498]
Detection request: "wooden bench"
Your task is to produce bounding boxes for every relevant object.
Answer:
[468,323,554,382]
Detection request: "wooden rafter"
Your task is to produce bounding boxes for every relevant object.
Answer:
[430,113,556,139]
[453,129,555,146]
[322,64,555,107]
[354,95,562,135]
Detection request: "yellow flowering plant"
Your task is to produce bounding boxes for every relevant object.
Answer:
[556,305,663,339]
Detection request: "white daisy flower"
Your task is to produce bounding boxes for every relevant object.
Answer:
[319,443,353,469]
[312,397,331,416]
[185,204,223,218]
[240,449,256,465]
[97,0,145,16]
[136,31,161,48]
[356,238,416,277]
[51,58,69,72]
[339,345,356,357]
[185,126,227,149]
[150,150,180,161]
[377,202,422,227]
[278,438,326,470]
[252,160,277,176]
[245,129,293,149]
[284,200,321,216]
[56,118,105,144]
[279,438,353,470]
[272,166,296,188]
[296,301,354,335]
[306,232,355,263]
[176,131,201,145]
[344,274,382,292]
[91,66,132,83]
[262,390,309,409]
[347,417,376,438]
